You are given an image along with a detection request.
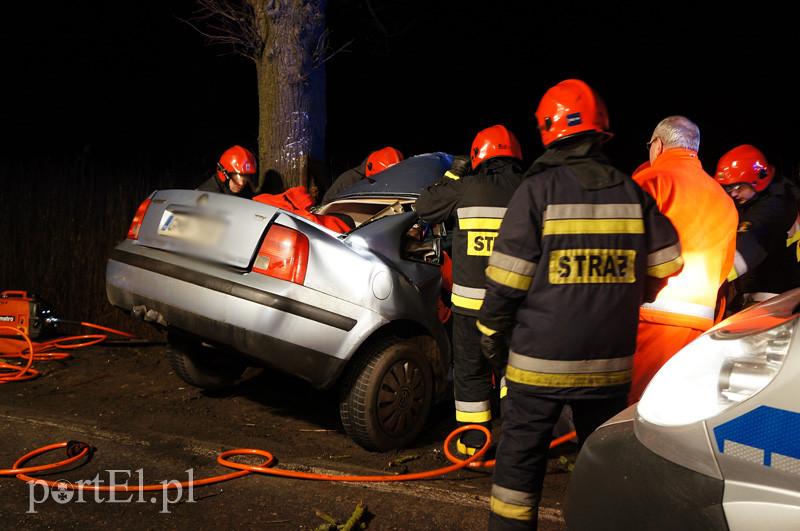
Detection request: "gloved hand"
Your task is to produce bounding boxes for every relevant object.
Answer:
[446,155,471,179]
[480,332,509,371]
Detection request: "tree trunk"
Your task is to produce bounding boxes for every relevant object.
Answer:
[250,0,326,194]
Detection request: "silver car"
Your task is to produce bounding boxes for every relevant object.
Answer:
[565,288,800,530]
[106,153,454,451]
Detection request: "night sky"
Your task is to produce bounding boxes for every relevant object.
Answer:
[2,1,797,181]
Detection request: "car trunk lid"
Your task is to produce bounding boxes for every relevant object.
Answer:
[134,189,280,269]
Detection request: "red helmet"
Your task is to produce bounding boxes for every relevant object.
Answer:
[365,147,404,177]
[217,146,256,193]
[535,79,611,147]
[470,125,522,169]
[715,144,774,193]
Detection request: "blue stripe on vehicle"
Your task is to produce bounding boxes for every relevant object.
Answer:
[714,406,800,467]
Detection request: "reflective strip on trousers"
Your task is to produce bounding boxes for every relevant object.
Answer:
[457,440,479,455]
[455,400,491,423]
[451,284,485,310]
[505,352,632,388]
[490,485,540,521]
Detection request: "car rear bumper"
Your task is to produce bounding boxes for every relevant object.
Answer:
[106,246,383,389]
[565,410,729,531]
[107,282,345,388]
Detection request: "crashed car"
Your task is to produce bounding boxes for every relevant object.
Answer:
[106,153,454,451]
[566,288,800,531]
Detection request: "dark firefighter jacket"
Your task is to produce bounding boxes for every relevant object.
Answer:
[414,157,525,317]
[321,158,368,204]
[731,180,800,295]
[197,174,255,199]
[477,139,683,399]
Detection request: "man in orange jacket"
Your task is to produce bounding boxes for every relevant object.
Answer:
[629,116,738,403]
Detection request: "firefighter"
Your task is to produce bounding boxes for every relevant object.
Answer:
[715,144,800,308]
[198,145,258,198]
[415,125,525,457]
[628,117,739,403]
[477,79,682,531]
[321,146,404,203]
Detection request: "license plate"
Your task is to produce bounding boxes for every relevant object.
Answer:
[158,211,225,245]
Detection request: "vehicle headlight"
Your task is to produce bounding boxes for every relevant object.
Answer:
[637,318,796,427]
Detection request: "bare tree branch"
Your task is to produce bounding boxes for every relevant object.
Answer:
[181,0,264,64]
[365,0,390,54]
[310,34,353,73]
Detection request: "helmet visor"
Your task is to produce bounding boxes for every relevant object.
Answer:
[229,172,257,193]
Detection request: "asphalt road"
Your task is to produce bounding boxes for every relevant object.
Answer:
[0,343,572,530]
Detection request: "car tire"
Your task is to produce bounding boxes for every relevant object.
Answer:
[339,336,434,451]
[166,332,247,391]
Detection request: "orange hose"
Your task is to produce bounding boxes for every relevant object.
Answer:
[2,328,578,490]
[6,426,491,491]
[3,426,577,491]
[443,429,577,469]
[0,322,134,384]
[77,322,135,338]
[0,325,38,382]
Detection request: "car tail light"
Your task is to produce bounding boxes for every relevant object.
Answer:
[253,224,309,284]
[127,198,152,240]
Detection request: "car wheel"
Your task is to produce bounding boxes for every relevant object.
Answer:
[339,336,434,451]
[166,332,247,391]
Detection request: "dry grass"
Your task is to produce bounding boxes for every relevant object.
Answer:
[0,152,203,340]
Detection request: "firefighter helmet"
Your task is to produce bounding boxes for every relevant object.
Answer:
[216,145,257,192]
[535,79,611,147]
[470,125,522,169]
[365,147,404,177]
[715,144,774,193]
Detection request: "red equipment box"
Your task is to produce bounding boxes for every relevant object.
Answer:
[0,291,44,339]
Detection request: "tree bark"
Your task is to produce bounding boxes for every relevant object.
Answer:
[249,0,326,193]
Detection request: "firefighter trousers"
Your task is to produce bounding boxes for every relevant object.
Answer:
[453,313,494,451]
[489,385,627,531]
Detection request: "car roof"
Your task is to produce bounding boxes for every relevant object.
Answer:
[335,152,453,198]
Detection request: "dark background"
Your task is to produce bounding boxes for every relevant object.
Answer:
[0,0,796,332]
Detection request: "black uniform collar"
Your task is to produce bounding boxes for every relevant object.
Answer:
[475,157,524,175]
[528,136,624,190]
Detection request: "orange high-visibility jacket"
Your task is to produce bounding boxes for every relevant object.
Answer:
[634,149,738,330]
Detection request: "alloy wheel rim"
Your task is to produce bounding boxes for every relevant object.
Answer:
[377,359,426,437]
